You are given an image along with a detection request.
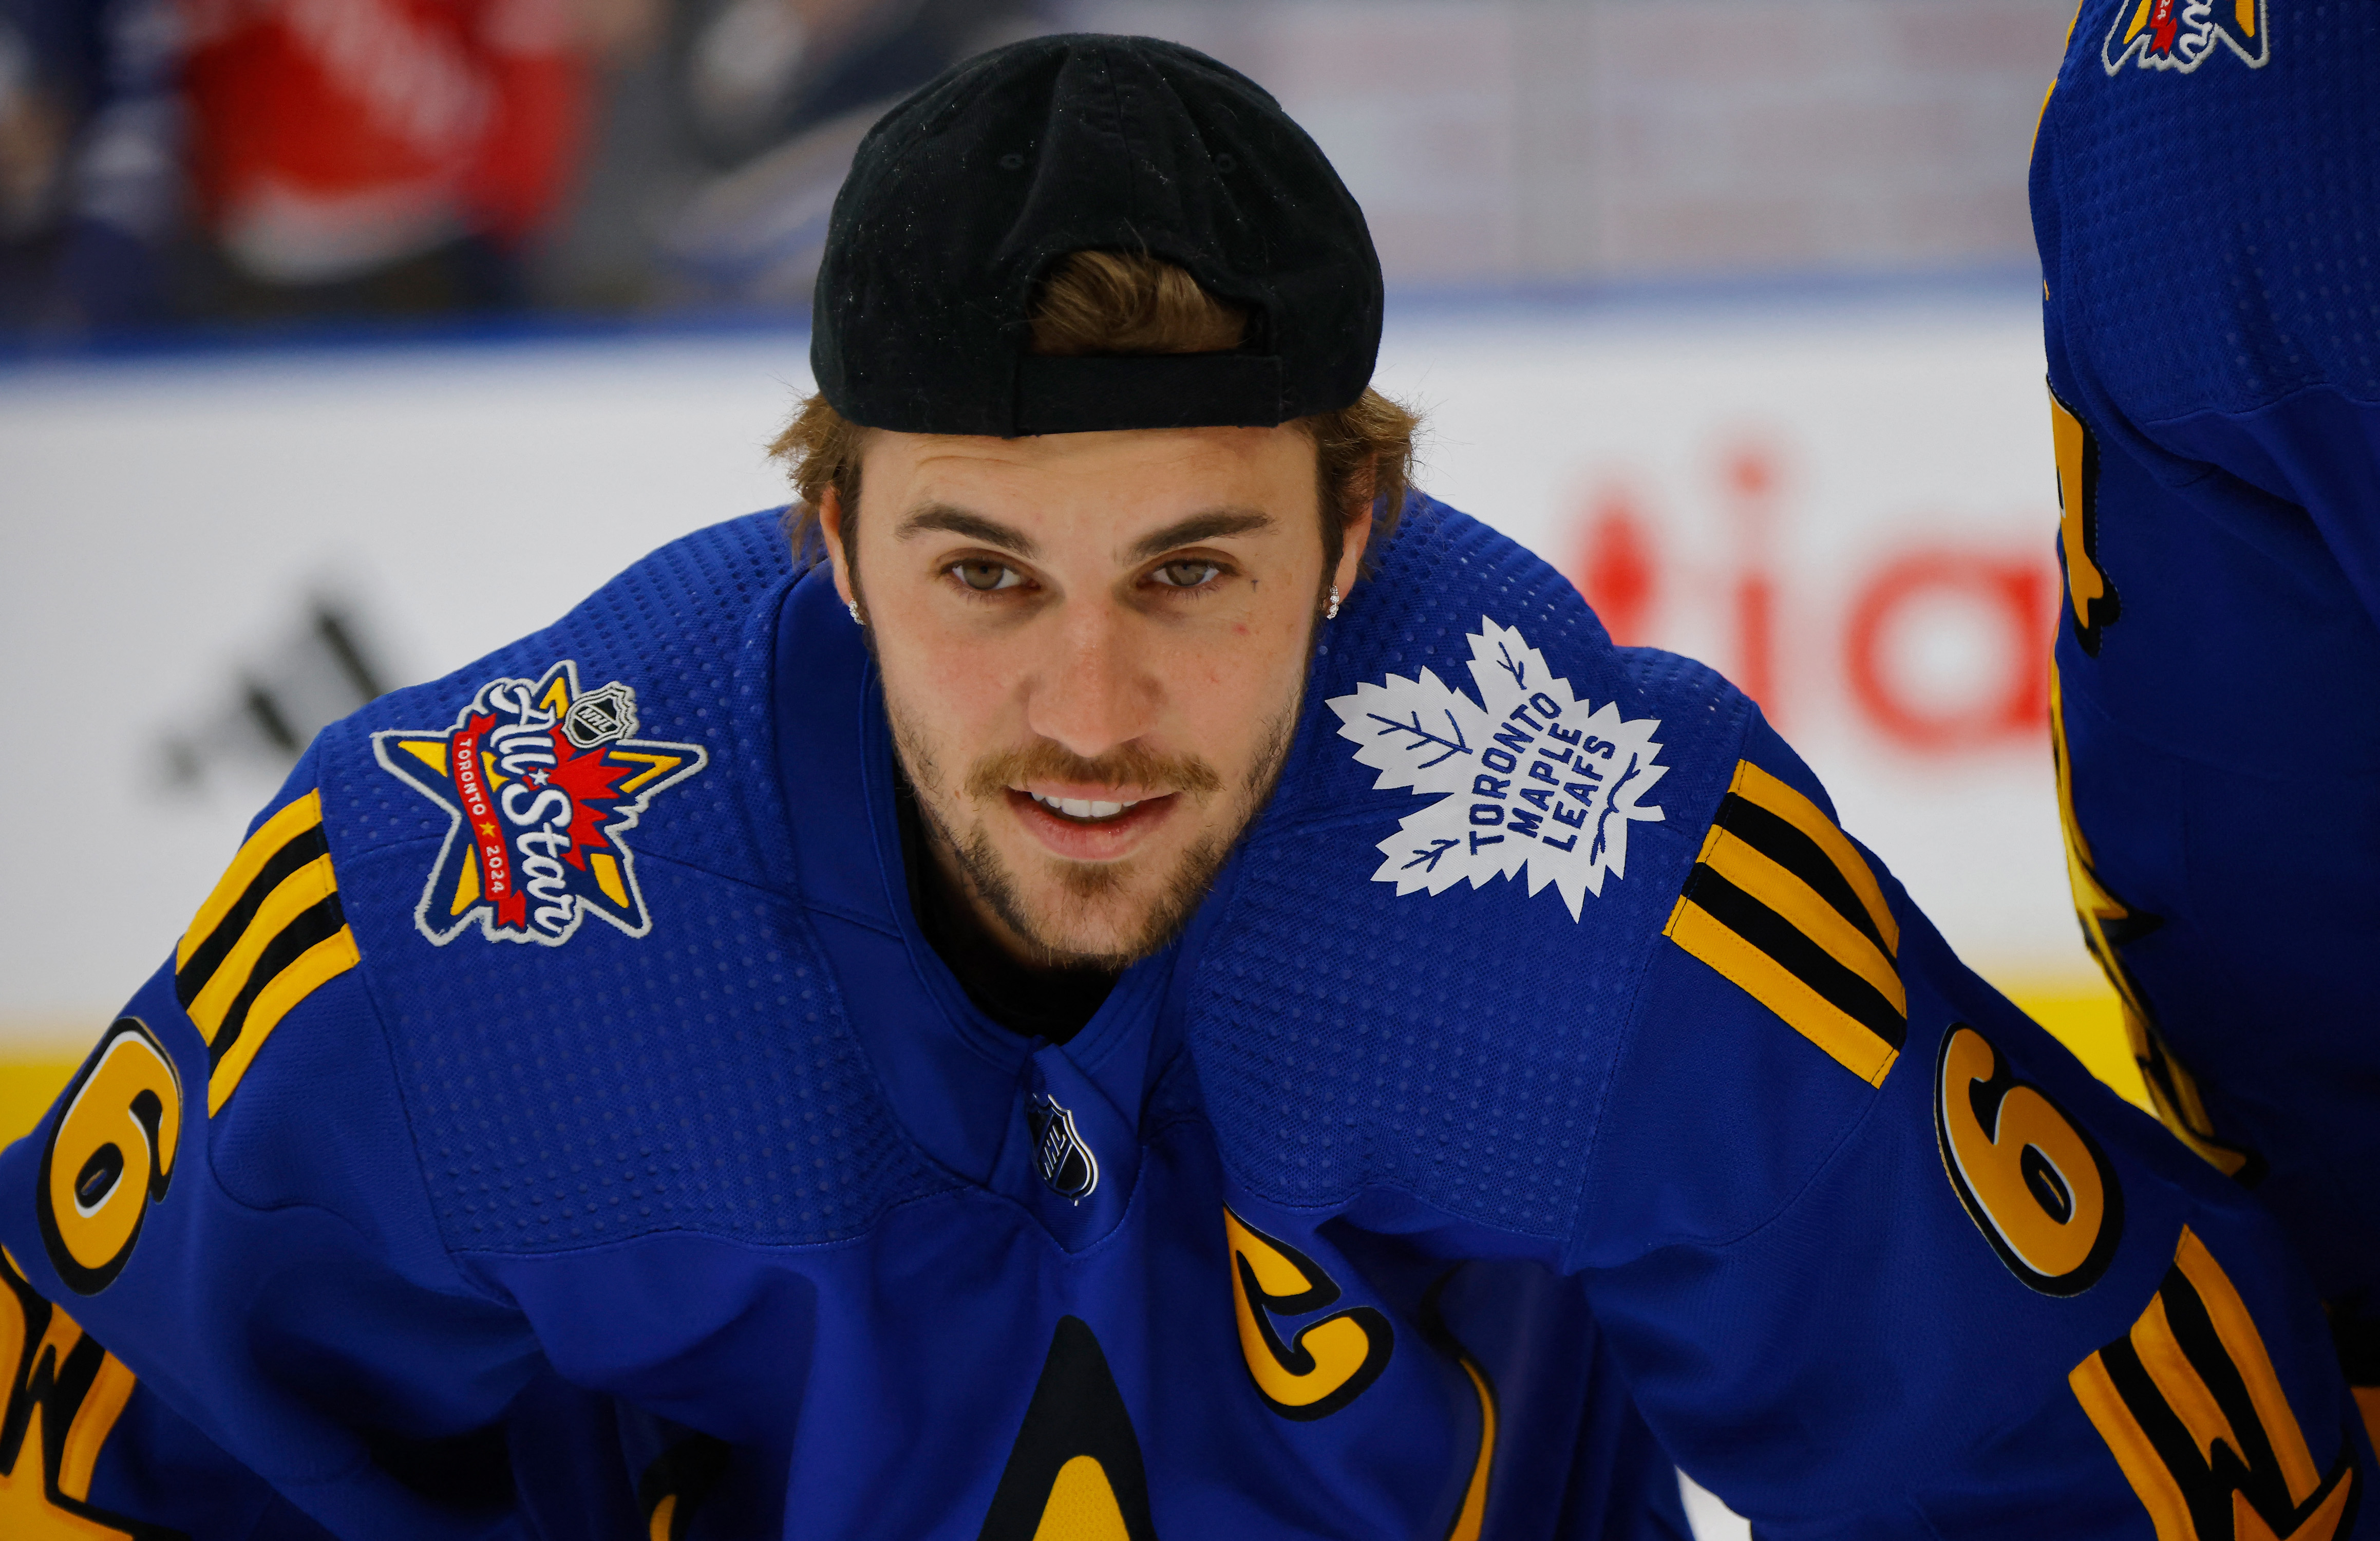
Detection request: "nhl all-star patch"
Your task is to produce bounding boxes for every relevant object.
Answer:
[373,661,707,946]
[2102,0,2267,73]
[1326,617,1665,921]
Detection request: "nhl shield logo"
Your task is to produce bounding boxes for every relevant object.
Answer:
[2102,0,2268,73]
[373,661,707,946]
[1027,1094,1099,1204]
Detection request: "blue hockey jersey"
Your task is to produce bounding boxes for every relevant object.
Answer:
[0,497,2366,1539]
[2031,0,2380,1385]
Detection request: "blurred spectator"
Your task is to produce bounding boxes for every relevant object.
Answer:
[0,0,2068,340]
[540,0,1052,311]
[0,0,1054,334]
[0,0,180,332]
[177,0,592,320]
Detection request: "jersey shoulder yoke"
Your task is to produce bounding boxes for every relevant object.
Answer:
[1183,496,1755,1239]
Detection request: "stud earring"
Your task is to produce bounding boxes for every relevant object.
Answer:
[847,599,863,625]
[1325,585,1341,621]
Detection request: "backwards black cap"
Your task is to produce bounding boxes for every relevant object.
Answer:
[811,33,1383,438]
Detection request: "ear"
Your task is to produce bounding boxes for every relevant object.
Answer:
[1332,503,1373,600]
[817,487,857,608]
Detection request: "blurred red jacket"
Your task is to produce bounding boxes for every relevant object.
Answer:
[180,0,585,283]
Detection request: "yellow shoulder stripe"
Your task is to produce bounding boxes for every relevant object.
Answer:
[177,792,323,971]
[208,927,362,1116]
[185,853,336,1041]
[1730,762,1898,952]
[172,788,358,1113]
[1665,900,1900,1086]
[1697,819,1905,1015]
[1665,760,1906,1086]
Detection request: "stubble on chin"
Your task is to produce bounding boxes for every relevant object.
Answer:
[884,697,1302,971]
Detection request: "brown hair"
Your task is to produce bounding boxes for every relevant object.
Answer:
[771,250,1419,581]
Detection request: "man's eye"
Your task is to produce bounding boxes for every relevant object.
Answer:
[1151,559,1222,589]
[952,560,1021,592]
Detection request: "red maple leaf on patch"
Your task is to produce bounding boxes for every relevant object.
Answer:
[543,734,635,869]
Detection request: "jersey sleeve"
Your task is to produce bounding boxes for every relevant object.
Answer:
[0,1245,343,1540]
[0,751,551,1539]
[1569,717,2373,1538]
[2031,2,2380,1444]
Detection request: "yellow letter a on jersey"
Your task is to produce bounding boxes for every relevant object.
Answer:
[977,1317,1157,1541]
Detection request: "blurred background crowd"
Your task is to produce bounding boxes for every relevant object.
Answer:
[0,0,2070,342]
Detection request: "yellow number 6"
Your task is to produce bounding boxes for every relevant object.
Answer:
[1935,1023,2122,1295]
[39,1017,183,1295]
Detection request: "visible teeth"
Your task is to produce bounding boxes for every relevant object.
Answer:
[1030,793,1138,820]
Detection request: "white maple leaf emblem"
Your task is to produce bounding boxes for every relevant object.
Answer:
[1325,616,1666,920]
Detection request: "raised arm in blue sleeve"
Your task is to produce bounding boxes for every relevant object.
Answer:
[2030,0,2380,1430]
[1572,717,2372,1539]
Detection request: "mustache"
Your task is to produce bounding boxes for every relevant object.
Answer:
[964,739,1225,801]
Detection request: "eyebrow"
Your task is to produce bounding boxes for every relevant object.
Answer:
[892,504,1277,563]
[1126,508,1275,561]
[894,504,1039,558]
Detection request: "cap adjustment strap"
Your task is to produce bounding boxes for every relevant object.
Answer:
[1012,353,1288,435]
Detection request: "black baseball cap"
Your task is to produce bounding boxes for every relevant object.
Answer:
[811,34,1383,438]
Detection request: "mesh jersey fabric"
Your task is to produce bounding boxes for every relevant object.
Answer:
[2034,0,2380,1322]
[1184,500,1746,1236]
[314,509,953,1253]
[2034,0,2380,426]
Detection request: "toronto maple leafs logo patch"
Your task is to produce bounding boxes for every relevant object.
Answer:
[373,661,707,946]
[1326,617,1665,920]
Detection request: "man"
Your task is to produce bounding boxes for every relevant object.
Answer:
[2030,0,2380,1446]
[2,33,2368,1540]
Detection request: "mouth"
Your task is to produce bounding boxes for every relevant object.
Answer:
[1026,792,1142,823]
[1005,786,1176,859]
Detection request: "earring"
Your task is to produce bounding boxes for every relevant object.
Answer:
[847,599,863,625]
[1325,585,1341,621]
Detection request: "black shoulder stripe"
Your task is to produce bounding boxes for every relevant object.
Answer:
[206,894,347,1073]
[176,823,329,1008]
[1667,758,1905,1086]
[1713,792,1889,957]
[172,788,361,1115]
[1678,864,1908,1052]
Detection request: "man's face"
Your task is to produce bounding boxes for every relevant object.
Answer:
[823,424,1369,969]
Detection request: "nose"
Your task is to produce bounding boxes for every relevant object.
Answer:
[1024,597,1157,762]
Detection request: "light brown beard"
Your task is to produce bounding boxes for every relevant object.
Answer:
[887,701,1302,971]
